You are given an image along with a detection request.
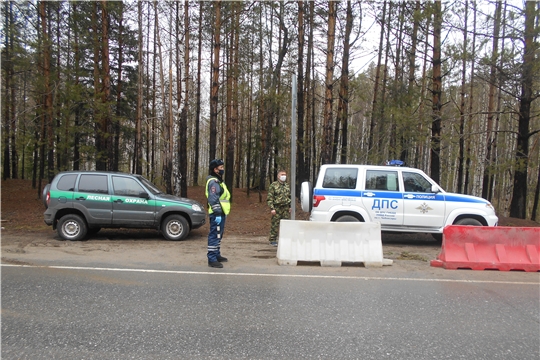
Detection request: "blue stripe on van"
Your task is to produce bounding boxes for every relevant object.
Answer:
[314,189,362,197]
[314,188,488,204]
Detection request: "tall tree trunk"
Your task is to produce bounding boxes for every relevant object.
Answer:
[153,0,172,192]
[482,0,502,200]
[297,0,307,187]
[405,0,421,165]
[321,0,336,165]
[464,1,477,194]
[369,1,387,160]
[415,14,431,169]
[209,0,222,162]
[113,3,124,172]
[98,1,112,171]
[178,0,189,197]
[39,1,54,182]
[225,13,233,193]
[457,0,469,193]
[430,0,442,183]
[55,5,62,172]
[8,1,18,178]
[259,6,289,191]
[337,0,354,164]
[379,2,392,160]
[3,1,12,180]
[135,0,143,174]
[509,1,536,219]
[167,5,174,193]
[306,0,315,181]
[226,1,240,198]
[193,1,203,185]
[149,1,156,179]
[93,2,104,171]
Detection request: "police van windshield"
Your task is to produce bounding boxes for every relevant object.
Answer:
[403,172,433,193]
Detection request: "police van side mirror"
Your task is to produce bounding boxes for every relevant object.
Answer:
[139,192,149,199]
[431,185,440,193]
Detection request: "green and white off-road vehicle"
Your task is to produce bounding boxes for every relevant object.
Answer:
[43,171,206,241]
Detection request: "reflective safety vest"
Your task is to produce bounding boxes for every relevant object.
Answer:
[205,178,231,215]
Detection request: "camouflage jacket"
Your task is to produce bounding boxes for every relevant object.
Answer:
[267,180,291,210]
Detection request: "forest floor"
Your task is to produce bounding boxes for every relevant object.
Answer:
[1,179,538,275]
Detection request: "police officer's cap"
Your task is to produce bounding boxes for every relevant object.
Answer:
[209,159,224,171]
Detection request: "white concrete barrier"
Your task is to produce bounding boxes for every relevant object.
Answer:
[277,220,393,267]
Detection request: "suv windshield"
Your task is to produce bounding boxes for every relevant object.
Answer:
[138,176,164,195]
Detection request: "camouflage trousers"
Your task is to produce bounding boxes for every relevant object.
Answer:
[270,206,290,242]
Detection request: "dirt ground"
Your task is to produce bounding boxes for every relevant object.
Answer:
[1,179,538,277]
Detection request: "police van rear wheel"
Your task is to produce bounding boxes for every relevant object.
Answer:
[58,214,87,241]
[162,215,189,241]
[335,215,360,222]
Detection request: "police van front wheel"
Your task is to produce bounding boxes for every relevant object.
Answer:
[335,215,360,222]
[455,218,482,226]
[162,215,189,241]
[57,214,88,241]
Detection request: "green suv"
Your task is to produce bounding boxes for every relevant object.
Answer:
[43,171,206,241]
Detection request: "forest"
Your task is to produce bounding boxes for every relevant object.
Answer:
[1,0,539,221]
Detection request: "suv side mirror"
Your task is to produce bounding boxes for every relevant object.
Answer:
[431,185,440,193]
[139,192,149,199]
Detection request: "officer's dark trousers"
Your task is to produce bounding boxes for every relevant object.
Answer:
[207,213,226,262]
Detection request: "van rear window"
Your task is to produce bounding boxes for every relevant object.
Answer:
[322,168,358,189]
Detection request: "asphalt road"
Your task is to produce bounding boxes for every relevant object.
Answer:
[2,264,539,360]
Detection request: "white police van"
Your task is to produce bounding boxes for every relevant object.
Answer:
[300,163,498,239]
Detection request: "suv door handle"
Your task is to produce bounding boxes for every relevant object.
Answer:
[114,199,124,203]
[364,192,376,197]
[76,197,85,201]
[404,194,415,199]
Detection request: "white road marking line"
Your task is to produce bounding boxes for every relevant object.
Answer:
[2,263,538,285]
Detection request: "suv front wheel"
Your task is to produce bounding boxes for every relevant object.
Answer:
[58,214,88,241]
[162,214,189,241]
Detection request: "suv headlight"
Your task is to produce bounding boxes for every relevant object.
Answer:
[485,202,495,211]
[192,204,203,212]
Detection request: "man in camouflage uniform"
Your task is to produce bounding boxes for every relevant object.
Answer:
[267,170,291,246]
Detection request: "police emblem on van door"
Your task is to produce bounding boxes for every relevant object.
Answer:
[416,202,433,214]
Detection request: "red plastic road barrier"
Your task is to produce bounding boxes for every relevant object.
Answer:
[430,225,540,272]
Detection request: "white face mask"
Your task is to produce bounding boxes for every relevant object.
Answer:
[279,175,287,182]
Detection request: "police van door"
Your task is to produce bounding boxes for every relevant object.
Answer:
[111,176,156,226]
[401,171,445,228]
[361,170,404,226]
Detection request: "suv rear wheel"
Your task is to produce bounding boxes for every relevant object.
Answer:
[162,214,189,241]
[58,214,87,241]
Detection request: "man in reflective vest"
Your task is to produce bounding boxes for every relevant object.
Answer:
[205,159,231,268]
